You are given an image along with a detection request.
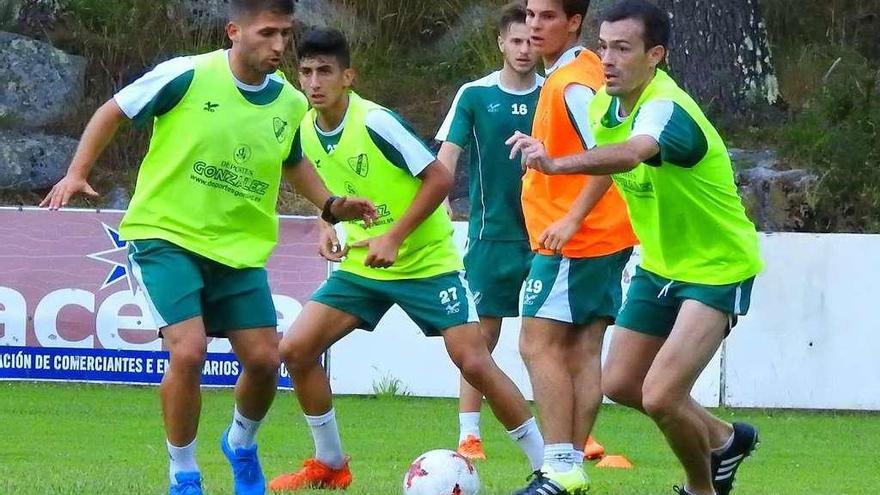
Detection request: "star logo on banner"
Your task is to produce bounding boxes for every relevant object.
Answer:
[87,223,133,292]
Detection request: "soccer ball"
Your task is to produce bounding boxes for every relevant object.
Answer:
[402,449,481,495]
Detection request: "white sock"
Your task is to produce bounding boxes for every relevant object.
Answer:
[507,417,544,470]
[167,438,199,484]
[712,429,735,455]
[227,406,262,450]
[572,449,585,467]
[459,412,481,443]
[544,443,575,472]
[305,408,345,469]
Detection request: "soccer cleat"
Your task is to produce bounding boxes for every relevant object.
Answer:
[672,485,692,495]
[457,435,487,460]
[221,426,266,495]
[269,456,352,491]
[169,471,203,495]
[711,422,759,495]
[511,464,590,495]
[583,435,605,460]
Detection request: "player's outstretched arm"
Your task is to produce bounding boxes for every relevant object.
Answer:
[41,99,127,210]
[283,159,377,224]
[507,131,660,176]
[352,160,452,268]
[436,141,463,216]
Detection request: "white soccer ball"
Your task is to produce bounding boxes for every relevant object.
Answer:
[402,449,481,495]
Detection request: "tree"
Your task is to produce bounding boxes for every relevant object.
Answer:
[655,0,782,122]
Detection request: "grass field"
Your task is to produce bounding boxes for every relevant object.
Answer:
[2,382,878,494]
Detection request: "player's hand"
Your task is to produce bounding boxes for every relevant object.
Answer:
[40,174,99,210]
[351,234,401,268]
[539,216,580,253]
[506,131,558,174]
[318,225,348,262]
[331,196,378,227]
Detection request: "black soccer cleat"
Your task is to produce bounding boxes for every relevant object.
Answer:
[711,422,760,495]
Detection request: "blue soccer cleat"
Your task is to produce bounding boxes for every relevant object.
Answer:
[169,471,202,495]
[221,426,266,495]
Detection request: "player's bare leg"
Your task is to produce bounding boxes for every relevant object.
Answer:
[568,319,609,459]
[516,317,600,494]
[229,328,281,424]
[519,318,576,445]
[270,302,360,491]
[445,322,531,427]
[457,316,503,459]
[221,328,282,493]
[444,322,543,470]
[161,318,208,448]
[640,301,730,495]
[604,328,732,443]
[161,318,208,490]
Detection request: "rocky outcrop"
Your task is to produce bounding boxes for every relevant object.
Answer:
[732,148,818,232]
[0,129,77,191]
[0,31,86,128]
[0,31,83,192]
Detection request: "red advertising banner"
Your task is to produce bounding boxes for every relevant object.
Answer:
[0,207,325,385]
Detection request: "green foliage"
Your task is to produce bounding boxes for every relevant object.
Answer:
[0,0,21,30]
[371,370,412,398]
[778,48,880,232]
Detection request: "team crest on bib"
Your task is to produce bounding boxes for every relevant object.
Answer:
[348,153,369,177]
[273,117,288,143]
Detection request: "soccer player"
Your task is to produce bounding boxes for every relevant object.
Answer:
[508,2,763,494]
[41,2,374,494]
[507,1,639,493]
[268,28,545,492]
[435,1,543,461]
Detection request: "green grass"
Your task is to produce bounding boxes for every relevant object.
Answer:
[2,382,879,494]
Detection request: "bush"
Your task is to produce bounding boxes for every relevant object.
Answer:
[778,48,880,232]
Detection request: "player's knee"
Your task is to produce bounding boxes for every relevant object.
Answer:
[279,337,316,370]
[641,383,681,420]
[602,375,641,408]
[453,348,492,381]
[243,349,281,379]
[518,337,541,365]
[169,343,207,372]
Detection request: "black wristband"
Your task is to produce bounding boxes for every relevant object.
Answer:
[321,195,341,224]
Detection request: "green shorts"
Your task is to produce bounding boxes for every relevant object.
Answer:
[521,249,633,326]
[127,239,277,337]
[616,265,755,337]
[311,270,479,337]
[463,238,533,318]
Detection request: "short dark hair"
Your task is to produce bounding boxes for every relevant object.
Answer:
[560,0,590,19]
[296,28,352,69]
[499,2,527,34]
[602,0,670,49]
[228,0,296,21]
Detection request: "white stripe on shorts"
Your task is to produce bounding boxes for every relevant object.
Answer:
[128,252,169,328]
[459,272,480,324]
[535,258,574,324]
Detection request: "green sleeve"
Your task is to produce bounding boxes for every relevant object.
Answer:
[130,71,194,129]
[437,88,474,148]
[283,128,303,168]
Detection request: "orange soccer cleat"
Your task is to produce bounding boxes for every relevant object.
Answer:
[457,435,487,460]
[583,435,606,460]
[269,456,352,492]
